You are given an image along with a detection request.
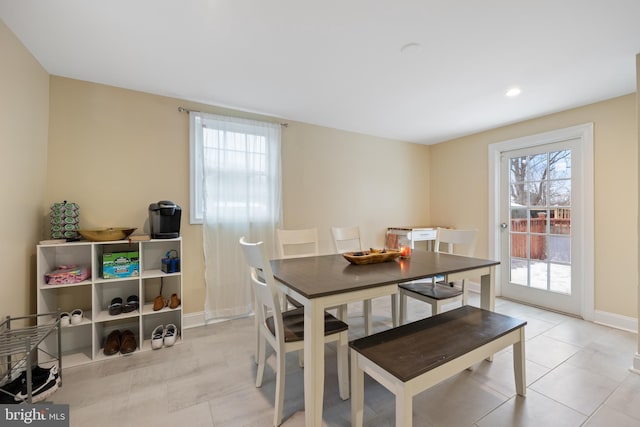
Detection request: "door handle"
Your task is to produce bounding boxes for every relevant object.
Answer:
[500,222,508,229]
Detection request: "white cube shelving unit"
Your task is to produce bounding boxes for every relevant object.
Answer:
[36,238,183,368]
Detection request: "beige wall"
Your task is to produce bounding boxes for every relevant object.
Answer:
[3,18,638,324]
[0,20,50,320]
[282,122,430,252]
[430,94,638,319]
[46,77,430,316]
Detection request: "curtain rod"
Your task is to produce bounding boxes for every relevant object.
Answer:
[178,106,288,127]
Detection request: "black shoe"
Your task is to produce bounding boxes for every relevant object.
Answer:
[0,375,24,404]
[0,365,57,404]
[13,365,60,403]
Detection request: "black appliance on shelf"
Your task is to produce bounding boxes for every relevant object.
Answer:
[148,201,181,239]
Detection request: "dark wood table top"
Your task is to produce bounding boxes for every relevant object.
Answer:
[270,251,499,299]
[349,305,526,382]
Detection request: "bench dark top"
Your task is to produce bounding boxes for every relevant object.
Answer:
[349,306,526,382]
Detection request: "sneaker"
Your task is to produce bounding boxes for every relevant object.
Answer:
[59,312,70,327]
[12,365,60,403]
[70,308,83,325]
[151,325,164,350]
[0,365,56,403]
[163,324,178,347]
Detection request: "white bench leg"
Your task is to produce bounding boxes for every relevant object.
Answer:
[395,388,412,427]
[513,327,526,396]
[351,350,365,427]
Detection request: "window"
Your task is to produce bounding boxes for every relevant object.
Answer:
[189,112,281,224]
[190,111,281,320]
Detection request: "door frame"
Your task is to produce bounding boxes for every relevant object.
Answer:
[488,123,594,320]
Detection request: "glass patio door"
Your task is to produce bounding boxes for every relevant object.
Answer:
[500,138,582,315]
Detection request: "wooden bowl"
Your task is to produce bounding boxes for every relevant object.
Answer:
[343,250,401,265]
[78,227,137,242]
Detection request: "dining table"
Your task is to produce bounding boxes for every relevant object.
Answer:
[270,250,500,427]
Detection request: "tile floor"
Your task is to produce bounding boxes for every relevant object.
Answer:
[49,293,640,426]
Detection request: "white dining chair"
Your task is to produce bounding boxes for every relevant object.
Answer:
[398,227,478,324]
[276,228,319,259]
[274,228,318,311]
[331,225,399,334]
[331,225,362,254]
[276,227,347,313]
[239,237,349,426]
[276,227,347,367]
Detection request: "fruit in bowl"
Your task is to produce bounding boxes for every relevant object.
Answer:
[343,248,401,264]
[369,248,388,254]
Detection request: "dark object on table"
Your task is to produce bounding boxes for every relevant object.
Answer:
[149,201,181,239]
[343,250,401,265]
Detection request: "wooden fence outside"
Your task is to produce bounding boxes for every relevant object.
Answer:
[511,216,570,259]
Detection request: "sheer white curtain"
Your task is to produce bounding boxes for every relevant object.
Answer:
[192,112,282,321]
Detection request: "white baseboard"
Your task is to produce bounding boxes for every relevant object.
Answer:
[183,310,254,329]
[183,311,207,329]
[592,310,638,334]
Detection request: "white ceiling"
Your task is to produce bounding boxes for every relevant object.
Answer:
[1,1,639,144]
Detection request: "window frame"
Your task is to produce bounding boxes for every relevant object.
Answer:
[189,112,277,224]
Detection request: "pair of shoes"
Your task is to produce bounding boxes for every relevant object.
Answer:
[14,365,60,403]
[103,329,137,355]
[59,309,83,326]
[108,295,139,315]
[169,293,181,309]
[151,324,178,349]
[153,294,169,311]
[1,365,60,403]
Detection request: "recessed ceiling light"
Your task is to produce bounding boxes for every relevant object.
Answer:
[506,87,522,97]
[400,42,422,54]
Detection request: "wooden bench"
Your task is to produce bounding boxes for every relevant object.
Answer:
[349,305,527,427]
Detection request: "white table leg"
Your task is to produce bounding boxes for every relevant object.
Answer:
[304,299,326,427]
[395,388,412,427]
[481,265,496,361]
[351,351,364,427]
[399,292,408,325]
[480,265,496,312]
[513,327,527,396]
[337,304,348,321]
[363,299,372,335]
[391,293,399,327]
